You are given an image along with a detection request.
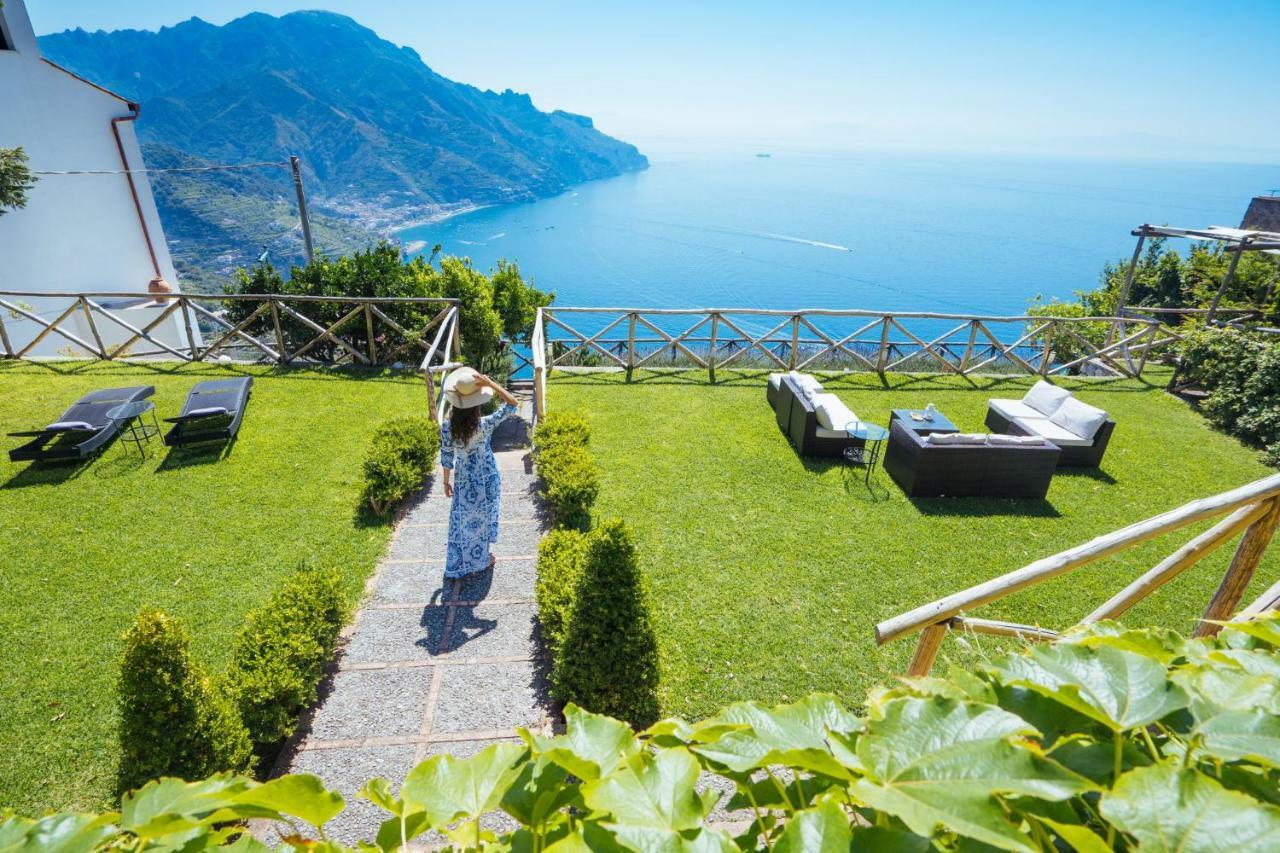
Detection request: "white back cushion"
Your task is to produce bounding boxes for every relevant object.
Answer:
[1049,397,1108,440]
[789,371,822,394]
[987,433,1046,446]
[1022,380,1072,416]
[811,393,857,431]
[925,432,988,445]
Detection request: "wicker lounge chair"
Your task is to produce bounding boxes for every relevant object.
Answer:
[163,377,253,447]
[8,385,156,462]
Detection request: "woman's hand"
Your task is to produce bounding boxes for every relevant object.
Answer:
[444,481,453,498]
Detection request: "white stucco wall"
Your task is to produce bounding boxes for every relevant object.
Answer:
[0,0,191,358]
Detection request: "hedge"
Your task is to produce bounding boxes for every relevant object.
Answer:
[226,565,350,750]
[1175,325,1280,465]
[532,411,598,531]
[533,528,589,657]
[33,612,1280,851]
[552,518,660,726]
[116,611,252,794]
[363,416,439,515]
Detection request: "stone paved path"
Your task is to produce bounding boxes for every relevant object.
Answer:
[274,399,553,844]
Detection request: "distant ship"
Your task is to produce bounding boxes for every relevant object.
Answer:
[756,153,772,158]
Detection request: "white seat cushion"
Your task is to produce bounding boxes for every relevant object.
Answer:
[811,393,858,432]
[989,398,1044,421]
[788,371,823,394]
[1022,380,1072,416]
[987,433,1046,446]
[768,372,784,391]
[187,406,231,418]
[1049,397,1109,442]
[1013,416,1093,447]
[925,432,988,445]
[46,420,96,432]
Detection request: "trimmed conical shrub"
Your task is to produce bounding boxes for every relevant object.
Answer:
[117,610,252,793]
[552,518,660,726]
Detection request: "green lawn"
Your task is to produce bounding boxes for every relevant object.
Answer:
[550,368,1280,720]
[0,361,425,814]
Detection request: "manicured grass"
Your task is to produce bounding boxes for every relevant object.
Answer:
[0,361,425,814]
[550,368,1280,720]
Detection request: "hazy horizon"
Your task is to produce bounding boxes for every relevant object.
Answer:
[27,0,1280,166]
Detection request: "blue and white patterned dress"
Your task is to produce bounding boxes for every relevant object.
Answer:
[440,402,517,578]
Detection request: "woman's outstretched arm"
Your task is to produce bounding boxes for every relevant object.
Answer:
[477,373,518,407]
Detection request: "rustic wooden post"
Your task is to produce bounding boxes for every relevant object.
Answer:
[958,320,978,374]
[1206,238,1249,325]
[1135,322,1158,377]
[1038,320,1054,376]
[708,312,719,383]
[79,296,108,359]
[364,303,377,364]
[907,623,948,676]
[424,369,439,423]
[1108,230,1147,344]
[625,312,637,382]
[0,310,12,358]
[270,298,286,364]
[178,296,199,361]
[1194,498,1280,637]
[788,315,800,370]
[875,316,891,375]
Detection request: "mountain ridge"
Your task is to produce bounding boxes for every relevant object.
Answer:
[37,11,647,287]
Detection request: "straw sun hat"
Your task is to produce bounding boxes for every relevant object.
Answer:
[443,366,494,409]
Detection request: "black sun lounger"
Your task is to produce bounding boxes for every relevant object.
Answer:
[163,377,253,447]
[8,385,156,462]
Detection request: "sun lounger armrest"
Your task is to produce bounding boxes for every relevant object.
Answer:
[164,407,234,424]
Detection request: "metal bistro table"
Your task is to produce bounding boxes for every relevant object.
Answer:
[107,400,161,458]
[843,420,890,483]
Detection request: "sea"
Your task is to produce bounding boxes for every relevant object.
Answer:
[397,147,1277,366]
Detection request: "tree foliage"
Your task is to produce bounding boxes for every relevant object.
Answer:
[19,613,1280,851]
[231,244,552,366]
[0,146,36,215]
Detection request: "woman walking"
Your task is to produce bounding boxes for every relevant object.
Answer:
[439,367,520,578]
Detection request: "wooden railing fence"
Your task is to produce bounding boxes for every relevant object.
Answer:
[0,290,462,421]
[530,307,1180,422]
[876,474,1280,675]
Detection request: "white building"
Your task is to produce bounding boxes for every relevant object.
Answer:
[0,0,192,358]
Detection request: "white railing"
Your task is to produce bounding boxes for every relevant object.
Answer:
[877,474,1280,675]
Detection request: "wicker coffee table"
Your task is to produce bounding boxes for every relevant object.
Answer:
[891,408,959,437]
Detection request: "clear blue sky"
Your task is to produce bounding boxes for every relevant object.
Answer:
[27,0,1280,163]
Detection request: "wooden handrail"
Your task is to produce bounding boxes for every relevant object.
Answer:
[877,476,1280,676]
[876,475,1280,646]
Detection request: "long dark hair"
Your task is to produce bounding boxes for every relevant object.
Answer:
[450,405,481,446]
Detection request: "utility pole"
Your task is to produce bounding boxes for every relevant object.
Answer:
[290,156,315,263]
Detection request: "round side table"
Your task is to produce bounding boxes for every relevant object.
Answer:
[843,420,889,483]
[107,400,161,458]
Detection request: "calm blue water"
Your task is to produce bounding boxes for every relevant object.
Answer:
[399,148,1276,358]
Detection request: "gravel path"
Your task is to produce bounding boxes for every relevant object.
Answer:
[271,398,553,844]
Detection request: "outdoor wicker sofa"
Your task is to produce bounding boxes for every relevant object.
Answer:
[986,380,1115,468]
[768,372,864,459]
[8,385,155,462]
[883,420,1061,498]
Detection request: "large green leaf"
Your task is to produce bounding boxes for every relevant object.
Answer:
[848,825,932,852]
[583,747,707,832]
[1059,620,1186,664]
[523,703,641,780]
[500,756,578,828]
[0,813,118,853]
[1102,763,1280,851]
[399,742,526,829]
[230,774,344,830]
[1173,655,1280,717]
[119,775,254,838]
[1207,612,1280,648]
[690,694,862,777]
[772,800,852,853]
[606,824,737,853]
[848,697,1093,853]
[1196,709,1280,769]
[990,643,1187,731]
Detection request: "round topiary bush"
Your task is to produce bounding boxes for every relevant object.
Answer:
[534,528,590,657]
[362,415,439,515]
